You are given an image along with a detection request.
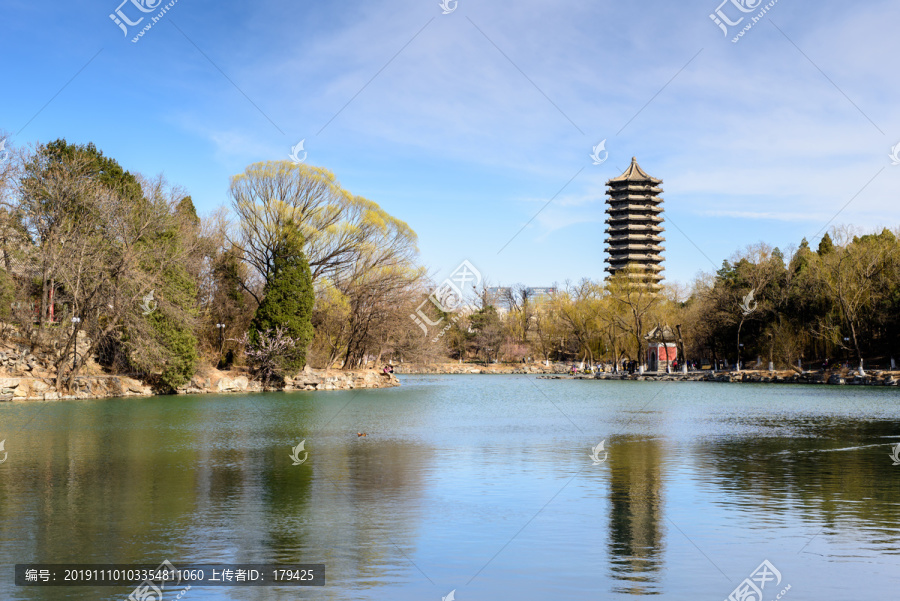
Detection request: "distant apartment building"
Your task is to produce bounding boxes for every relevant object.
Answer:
[485,286,557,313]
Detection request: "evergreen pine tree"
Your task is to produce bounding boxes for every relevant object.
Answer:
[817,233,835,255]
[250,229,315,373]
[147,262,199,391]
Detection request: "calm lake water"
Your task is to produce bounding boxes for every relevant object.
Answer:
[1,375,899,600]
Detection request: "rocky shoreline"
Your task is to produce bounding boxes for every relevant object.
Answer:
[394,363,568,375]
[5,355,898,401]
[395,362,900,386]
[178,366,400,395]
[0,366,399,402]
[538,370,900,386]
[0,339,399,402]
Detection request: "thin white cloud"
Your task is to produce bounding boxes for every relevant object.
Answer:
[699,209,824,222]
[154,0,900,282]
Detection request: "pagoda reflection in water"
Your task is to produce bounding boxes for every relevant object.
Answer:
[607,436,665,595]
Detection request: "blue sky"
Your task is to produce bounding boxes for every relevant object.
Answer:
[2,0,898,288]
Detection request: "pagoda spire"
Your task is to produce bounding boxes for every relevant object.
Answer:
[604,158,665,287]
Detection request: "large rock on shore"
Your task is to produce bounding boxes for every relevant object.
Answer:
[284,365,400,391]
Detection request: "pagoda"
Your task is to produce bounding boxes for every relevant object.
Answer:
[604,157,665,287]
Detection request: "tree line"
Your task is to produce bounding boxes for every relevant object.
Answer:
[424,232,900,373]
[2,135,897,389]
[0,137,442,391]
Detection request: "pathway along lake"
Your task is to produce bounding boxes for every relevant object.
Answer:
[1,375,899,600]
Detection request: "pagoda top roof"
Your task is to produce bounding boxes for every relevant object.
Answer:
[607,157,662,184]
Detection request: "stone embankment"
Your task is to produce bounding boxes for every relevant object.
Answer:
[0,343,59,379]
[177,365,399,395]
[0,375,154,402]
[0,366,399,402]
[395,363,568,375]
[539,370,900,386]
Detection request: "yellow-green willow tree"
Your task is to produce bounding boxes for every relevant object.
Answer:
[231,162,406,289]
[229,161,426,369]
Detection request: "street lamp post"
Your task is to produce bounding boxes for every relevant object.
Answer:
[71,316,81,372]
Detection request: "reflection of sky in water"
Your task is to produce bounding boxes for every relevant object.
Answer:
[0,376,898,600]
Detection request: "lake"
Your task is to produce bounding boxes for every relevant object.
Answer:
[1,375,899,600]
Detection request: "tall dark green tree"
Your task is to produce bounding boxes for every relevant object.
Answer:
[33,139,143,203]
[125,190,202,391]
[175,196,200,227]
[0,268,14,320]
[469,305,503,363]
[144,270,199,391]
[817,233,835,256]
[250,229,315,373]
